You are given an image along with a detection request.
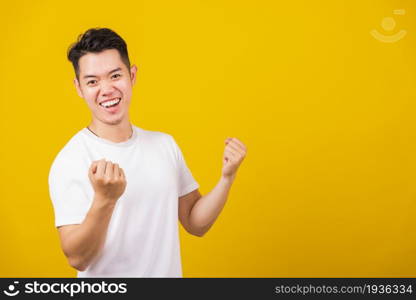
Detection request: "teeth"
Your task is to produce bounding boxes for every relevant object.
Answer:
[100,98,121,108]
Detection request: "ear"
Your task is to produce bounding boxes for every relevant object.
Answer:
[73,77,83,98]
[130,65,138,85]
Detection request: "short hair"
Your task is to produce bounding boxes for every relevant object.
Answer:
[67,28,131,79]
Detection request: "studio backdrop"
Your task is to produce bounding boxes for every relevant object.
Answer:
[0,0,415,277]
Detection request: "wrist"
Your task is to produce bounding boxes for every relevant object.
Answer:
[87,196,116,223]
[93,194,117,210]
[220,173,236,185]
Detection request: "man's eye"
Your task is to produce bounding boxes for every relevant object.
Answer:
[87,80,97,85]
[112,74,121,79]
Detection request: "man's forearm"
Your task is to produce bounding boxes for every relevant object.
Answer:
[62,195,115,271]
[188,175,235,236]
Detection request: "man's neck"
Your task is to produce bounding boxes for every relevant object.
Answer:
[88,119,133,143]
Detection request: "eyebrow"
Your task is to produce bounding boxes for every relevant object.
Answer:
[83,67,122,79]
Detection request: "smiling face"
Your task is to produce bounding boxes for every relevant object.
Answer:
[74,49,137,126]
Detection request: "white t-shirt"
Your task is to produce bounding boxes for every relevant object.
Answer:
[48,125,199,277]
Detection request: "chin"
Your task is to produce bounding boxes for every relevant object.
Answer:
[92,109,125,125]
[94,114,124,126]
[104,118,123,125]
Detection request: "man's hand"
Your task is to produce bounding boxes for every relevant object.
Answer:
[88,159,127,205]
[222,137,247,180]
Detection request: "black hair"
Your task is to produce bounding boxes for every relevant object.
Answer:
[67,28,131,79]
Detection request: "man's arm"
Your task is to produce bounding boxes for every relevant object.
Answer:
[179,137,247,237]
[58,159,126,271]
[58,197,116,271]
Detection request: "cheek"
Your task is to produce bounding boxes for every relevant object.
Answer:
[117,81,132,98]
[84,90,100,107]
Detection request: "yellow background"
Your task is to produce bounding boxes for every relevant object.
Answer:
[1,0,415,277]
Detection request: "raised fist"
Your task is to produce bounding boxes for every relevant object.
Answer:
[88,159,127,204]
[222,137,247,180]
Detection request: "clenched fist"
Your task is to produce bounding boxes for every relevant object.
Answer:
[222,137,247,180]
[88,159,127,205]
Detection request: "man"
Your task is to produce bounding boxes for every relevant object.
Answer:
[48,28,247,277]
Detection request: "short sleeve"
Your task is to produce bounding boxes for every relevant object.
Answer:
[48,156,92,227]
[169,136,200,197]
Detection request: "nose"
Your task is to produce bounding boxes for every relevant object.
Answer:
[100,79,116,97]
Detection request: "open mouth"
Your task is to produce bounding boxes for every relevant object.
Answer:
[99,97,121,108]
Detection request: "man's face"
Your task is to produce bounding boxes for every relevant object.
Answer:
[74,49,137,126]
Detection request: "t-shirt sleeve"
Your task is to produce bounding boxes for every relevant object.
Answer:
[48,156,92,228]
[169,135,200,197]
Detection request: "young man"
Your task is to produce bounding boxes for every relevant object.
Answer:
[48,28,247,277]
